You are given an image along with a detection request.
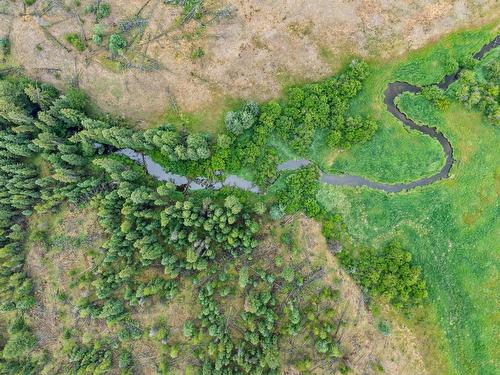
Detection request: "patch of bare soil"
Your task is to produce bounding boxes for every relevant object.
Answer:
[1,0,498,126]
[291,216,427,375]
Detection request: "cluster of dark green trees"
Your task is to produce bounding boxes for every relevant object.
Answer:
[339,242,428,308]
[287,286,351,374]
[66,339,113,374]
[0,75,120,372]
[275,165,321,217]
[0,77,112,317]
[75,60,377,191]
[219,60,376,186]
[192,269,280,374]
[452,58,499,123]
[61,333,135,375]
[173,259,350,375]
[77,155,259,321]
[0,80,38,314]
[0,72,263,372]
[0,79,41,373]
[273,60,376,152]
[0,316,38,374]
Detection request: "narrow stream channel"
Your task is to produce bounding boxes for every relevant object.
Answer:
[117,35,500,193]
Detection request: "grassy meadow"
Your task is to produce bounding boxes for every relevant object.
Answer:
[112,25,500,374]
[318,26,499,375]
[161,94,244,135]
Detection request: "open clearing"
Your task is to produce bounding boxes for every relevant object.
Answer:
[1,0,499,127]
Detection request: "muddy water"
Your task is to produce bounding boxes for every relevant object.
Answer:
[117,35,499,193]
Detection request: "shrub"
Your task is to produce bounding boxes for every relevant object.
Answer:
[277,166,321,216]
[269,204,285,221]
[225,101,260,135]
[421,85,450,110]
[183,320,195,338]
[0,38,9,60]
[281,266,294,283]
[167,0,204,19]
[92,24,104,45]
[338,115,377,148]
[109,34,127,55]
[118,349,133,369]
[216,134,232,148]
[65,33,86,52]
[484,59,500,80]
[321,213,346,241]
[452,61,499,124]
[238,266,249,289]
[253,201,266,215]
[2,331,37,359]
[95,2,111,20]
[377,320,391,336]
[460,55,477,70]
[85,1,111,21]
[191,47,204,60]
[65,87,88,110]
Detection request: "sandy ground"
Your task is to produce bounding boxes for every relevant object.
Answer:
[0,0,498,126]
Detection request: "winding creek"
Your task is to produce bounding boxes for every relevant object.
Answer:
[118,35,500,193]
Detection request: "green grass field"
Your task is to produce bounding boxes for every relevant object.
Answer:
[160,94,244,134]
[328,61,446,183]
[328,27,498,184]
[123,28,499,374]
[318,26,499,375]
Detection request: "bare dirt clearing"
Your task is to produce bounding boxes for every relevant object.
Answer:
[1,0,498,127]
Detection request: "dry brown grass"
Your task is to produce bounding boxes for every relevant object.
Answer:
[20,203,449,374]
[1,0,498,128]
